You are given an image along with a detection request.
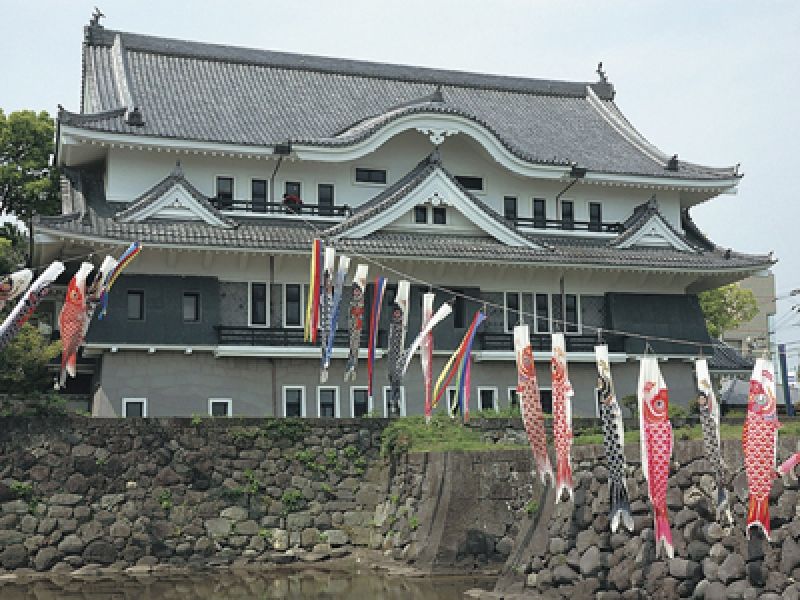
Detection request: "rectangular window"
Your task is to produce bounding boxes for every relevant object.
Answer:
[318,387,339,418]
[561,201,574,230]
[414,206,428,224]
[589,202,602,232]
[382,386,406,417]
[453,293,466,329]
[565,294,579,334]
[318,184,334,216]
[478,388,498,412]
[250,283,268,326]
[123,398,147,418]
[539,389,553,414]
[355,168,387,184]
[432,206,447,225]
[284,284,303,327]
[208,398,232,417]
[455,176,484,191]
[535,293,550,333]
[508,388,519,411]
[283,387,305,417]
[447,388,459,414]
[504,292,521,333]
[504,196,518,221]
[351,387,371,418]
[182,292,200,322]
[251,179,267,213]
[533,198,546,228]
[127,290,144,321]
[285,181,301,202]
[216,176,233,208]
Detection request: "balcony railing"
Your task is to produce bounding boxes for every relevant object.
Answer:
[478,332,624,353]
[216,326,387,348]
[210,198,350,218]
[512,217,623,233]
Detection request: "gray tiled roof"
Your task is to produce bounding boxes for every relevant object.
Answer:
[35,209,772,272]
[708,340,755,372]
[61,25,739,181]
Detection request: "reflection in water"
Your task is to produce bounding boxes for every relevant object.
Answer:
[0,570,494,600]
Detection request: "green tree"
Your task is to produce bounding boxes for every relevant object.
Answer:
[0,223,27,272]
[0,110,60,218]
[0,324,61,396]
[698,283,758,338]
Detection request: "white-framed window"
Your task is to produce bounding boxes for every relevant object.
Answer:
[283,386,306,417]
[283,283,305,328]
[507,387,519,411]
[123,398,147,418]
[249,282,269,327]
[215,175,234,208]
[353,167,388,186]
[478,387,498,412]
[534,293,551,334]
[564,294,581,334]
[251,178,268,212]
[382,386,406,417]
[504,292,522,333]
[317,386,339,418]
[413,205,428,224]
[208,398,232,417]
[350,386,372,418]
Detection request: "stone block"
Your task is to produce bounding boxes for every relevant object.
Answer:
[204,518,233,537]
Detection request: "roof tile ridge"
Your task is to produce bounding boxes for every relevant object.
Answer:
[103,28,606,98]
[586,86,669,167]
[610,195,703,252]
[110,33,136,116]
[59,106,127,125]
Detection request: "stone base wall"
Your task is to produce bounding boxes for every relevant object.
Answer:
[0,417,390,572]
[507,437,800,599]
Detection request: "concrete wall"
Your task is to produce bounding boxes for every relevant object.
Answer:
[94,350,698,418]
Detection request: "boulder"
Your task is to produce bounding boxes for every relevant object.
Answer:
[0,544,28,569]
[57,534,85,554]
[83,539,115,565]
[33,547,60,571]
[781,536,800,574]
[580,546,605,576]
[552,564,579,584]
[718,553,745,584]
[220,506,248,522]
[669,557,701,579]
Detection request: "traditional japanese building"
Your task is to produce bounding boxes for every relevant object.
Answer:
[34,18,774,418]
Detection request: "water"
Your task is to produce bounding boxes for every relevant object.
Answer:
[0,570,494,599]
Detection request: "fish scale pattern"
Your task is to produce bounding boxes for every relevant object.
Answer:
[518,346,553,484]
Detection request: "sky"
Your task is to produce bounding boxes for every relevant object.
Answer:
[2,0,799,347]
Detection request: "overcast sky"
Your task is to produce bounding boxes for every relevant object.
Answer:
[2,0,799,348]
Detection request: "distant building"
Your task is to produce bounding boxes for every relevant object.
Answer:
[719,271,776,357]
[33,19,774,418]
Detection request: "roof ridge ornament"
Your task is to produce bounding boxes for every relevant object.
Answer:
[647,194,658,210]
[666,154,679,171]
[596,61,608,84]
[90,7,105,28]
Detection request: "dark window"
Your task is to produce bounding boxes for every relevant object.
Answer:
[383,387,405,416]
[318,184,334,216]
[479,389,496,412]
[505,292,520,332]
[353,389,369,417]
[453,294,466,328]
[355,168,387,184]
[589,202,602,232]
[561,201,574,230]
[508,389,519,411]
[319,389,336,417]
[540,390,553,414]
[535,293,550,333]
[565,294,579,333]
[210,400,231,417]
[284,388,303,417]
[285,284,302,327]
[183,292,200,322]
[216,177,233,208]
[414,206,428,224]
[432,206,447,225]
[252,179,267,213]
[455,176,483,191]
[127,291,144,321]
[285,181,301,198]
[124,400,145,418]
[533,198,546,228]
[504,196,518,220]
[250,283,267,326]
[447,389,460,415]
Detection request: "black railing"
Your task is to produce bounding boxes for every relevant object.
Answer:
[210,198,350,217]
[512,217,622,233]
[216,326,386,348]
[478,332,624,353]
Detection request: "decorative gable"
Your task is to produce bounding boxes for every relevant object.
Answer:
[332,161,539,249]
[115,163,235,228]
[614,212,696,252]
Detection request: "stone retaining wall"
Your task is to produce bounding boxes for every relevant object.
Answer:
[0,417,391,573]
